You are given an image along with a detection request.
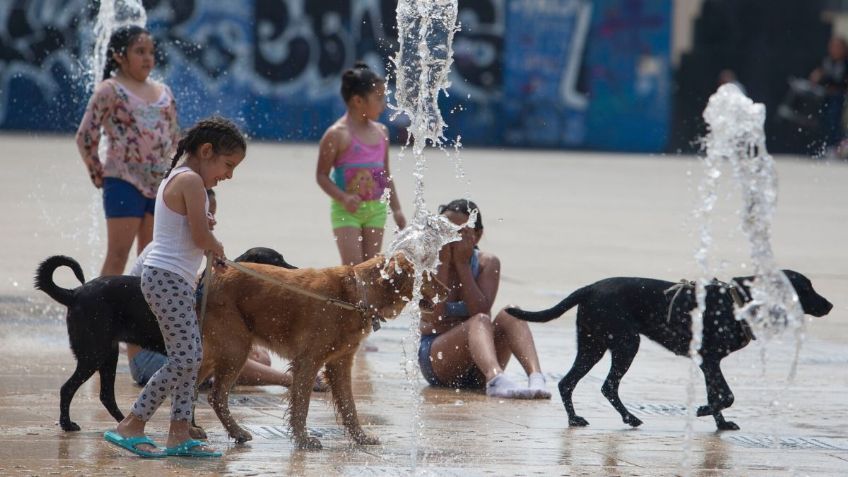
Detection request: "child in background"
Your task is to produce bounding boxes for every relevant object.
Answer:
[76,25,179,277]
[104,117,244,458]
[316,62,406,266]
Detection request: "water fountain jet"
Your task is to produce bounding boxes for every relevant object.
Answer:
[682,83,805,475]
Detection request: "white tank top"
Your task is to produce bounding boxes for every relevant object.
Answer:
[143,166,208,285]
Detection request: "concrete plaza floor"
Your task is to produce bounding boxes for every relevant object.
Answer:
[0,134,846,475]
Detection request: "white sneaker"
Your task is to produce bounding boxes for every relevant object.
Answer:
[528,372,552,399]
[486,374,536,399]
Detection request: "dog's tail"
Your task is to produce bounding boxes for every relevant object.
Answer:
[34,255,85,307]
[506,286,590,323]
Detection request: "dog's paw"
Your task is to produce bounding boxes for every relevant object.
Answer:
[353,433,380,446]
[717,420,740,431]
[60,420,80,432]
[230,429,253,444]
[295,436,323,450]
[696,405,713,417]
[568,416,590,427]
[189,425,207,440]
[623,414,643,428]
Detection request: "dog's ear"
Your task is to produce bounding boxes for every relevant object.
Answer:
[382,253,414,281]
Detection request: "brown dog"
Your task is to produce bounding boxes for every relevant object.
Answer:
[197,253,439,449]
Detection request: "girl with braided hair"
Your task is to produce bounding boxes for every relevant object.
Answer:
[76,25,179,276]
[104,116,246,458]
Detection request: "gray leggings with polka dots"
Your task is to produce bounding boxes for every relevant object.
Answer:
[132,265,203,422]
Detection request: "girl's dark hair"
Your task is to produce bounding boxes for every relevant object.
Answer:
[340,61,384,102]
[439,199,483,231]
[103,25,150,81]
[166,116,247,177]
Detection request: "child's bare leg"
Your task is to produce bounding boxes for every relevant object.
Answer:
[429,315,536,399]
[136,213,154,255]
[493,307,551,399]
[333,227,364,266]
[102,217,142,276]
[429,315,502,383]
[492,307,543,375]
[362,227,385,261]
[236,358,293,386]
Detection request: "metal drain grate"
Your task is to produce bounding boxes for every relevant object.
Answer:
[228,394,285,408]
[342,466,480,476]
[725,435,848,450]
[626,403,688,416]
[243,424,345,440]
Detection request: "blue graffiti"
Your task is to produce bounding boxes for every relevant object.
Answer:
[0,0,672,152]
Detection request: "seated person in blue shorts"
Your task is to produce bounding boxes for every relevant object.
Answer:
[418,199,551,399]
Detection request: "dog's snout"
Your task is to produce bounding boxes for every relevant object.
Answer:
[815,299,833,317]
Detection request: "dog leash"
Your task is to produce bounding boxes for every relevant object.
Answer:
[198,254,213,328]
[221,259,385,331]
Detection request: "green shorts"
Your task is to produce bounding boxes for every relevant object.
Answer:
[330,200,387,229]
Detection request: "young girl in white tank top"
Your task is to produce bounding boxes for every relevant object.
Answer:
[104,117,246,459]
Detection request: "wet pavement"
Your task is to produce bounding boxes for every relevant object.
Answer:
[1,135,846,475]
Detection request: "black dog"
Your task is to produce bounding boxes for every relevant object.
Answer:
[35,247,295,432]
[507,270,832,430]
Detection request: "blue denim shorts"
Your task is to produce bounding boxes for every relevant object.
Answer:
[129,348,166,386]
[130,348,213,388]
[418,333,485,389]
[103,177,155,218]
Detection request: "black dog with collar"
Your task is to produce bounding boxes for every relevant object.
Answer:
[35,247,295,432]
[507,270,832,430]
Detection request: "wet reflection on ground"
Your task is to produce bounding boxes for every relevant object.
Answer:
[2,140,846,475]
[2,318,848,475]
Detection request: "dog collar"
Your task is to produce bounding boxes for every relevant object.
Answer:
[352,270,386,332]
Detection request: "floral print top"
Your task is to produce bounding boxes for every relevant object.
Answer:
[76,78,179,198]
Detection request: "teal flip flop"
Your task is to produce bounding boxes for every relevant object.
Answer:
[103,430,164,458]
[165,439,222,458]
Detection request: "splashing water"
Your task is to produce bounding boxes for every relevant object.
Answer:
[388,0,463,258]
[89,0,147,91]
[682,84,805,474]
[387,0,461,472]
[701,84,804,340]
[391,0,459,156]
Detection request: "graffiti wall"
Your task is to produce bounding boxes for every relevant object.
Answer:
[0,0,671,152]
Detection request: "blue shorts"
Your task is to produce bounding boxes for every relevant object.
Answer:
[103,177,155,218]
[130,348,211,388]
[129,348,166,386]
[418,333,485,389]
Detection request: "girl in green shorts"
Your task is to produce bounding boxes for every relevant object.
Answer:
[315,62,406,265]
